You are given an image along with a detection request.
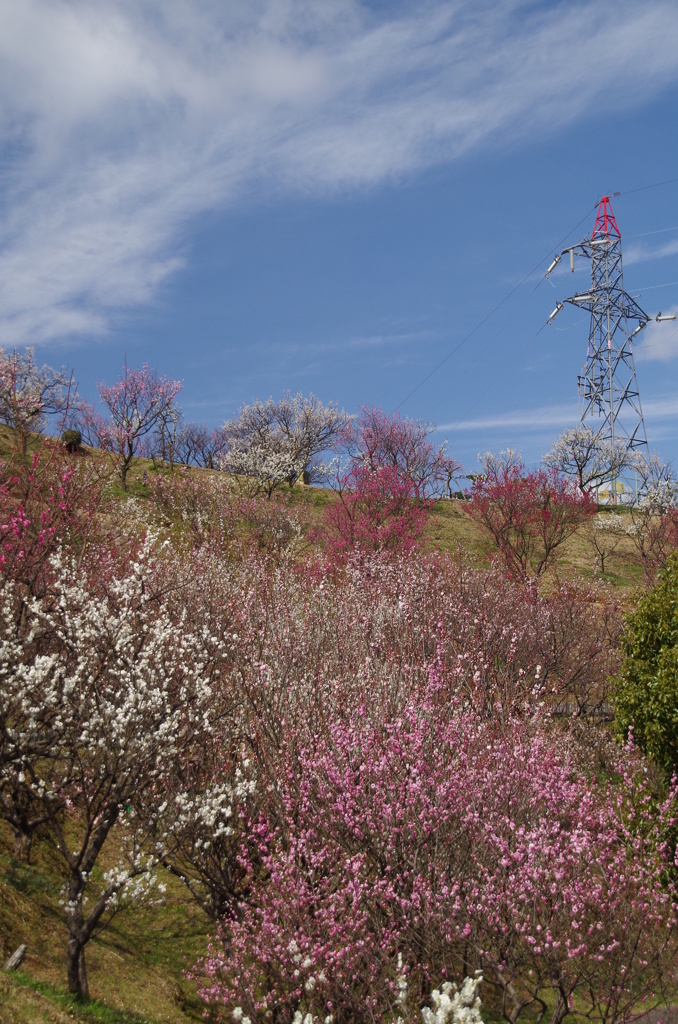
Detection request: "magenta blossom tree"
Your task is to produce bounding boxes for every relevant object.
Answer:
[467,459,596,577]
[94,363,182,489]
[323,463,430,563]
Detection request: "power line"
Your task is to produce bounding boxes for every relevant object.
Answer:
[638,279,678,292]
[625,224,678,240]
[443,318,551,437]
[426,272,553,422]
[617,175,678,198]
[395,204,597,411]
[637,325,678,356]
[396,173,678,417]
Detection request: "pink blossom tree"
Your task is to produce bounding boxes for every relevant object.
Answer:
[0,438,117,604]
[196,687,677,1024]
[320,406,461,562]
[94,362,182,489]
[342,405,461,498]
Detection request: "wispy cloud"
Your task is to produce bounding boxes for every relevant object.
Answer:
[347,330,435,349]
[625,237,678,265]
[2,0,678,345]
[642,394,678,419]
[435,391,678,437]
[437,402,578,433]
[635,309,678,361]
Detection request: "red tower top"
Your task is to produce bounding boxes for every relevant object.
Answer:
[592,195,620,239]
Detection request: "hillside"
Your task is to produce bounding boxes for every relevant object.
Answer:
[0,817,207,1024]
[0,432,673,1024]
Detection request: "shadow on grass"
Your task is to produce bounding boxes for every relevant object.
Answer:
[9,972,152,1024]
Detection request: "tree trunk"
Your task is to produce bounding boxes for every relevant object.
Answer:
[12,826,32,863]
[4,944,27,972]
[67,934,89,1001]
[549,987,570,1024]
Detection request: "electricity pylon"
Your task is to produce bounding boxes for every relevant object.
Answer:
[546,195,676,496]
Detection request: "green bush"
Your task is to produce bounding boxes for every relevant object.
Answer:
[61,429,82,453]
[614,552,678,772]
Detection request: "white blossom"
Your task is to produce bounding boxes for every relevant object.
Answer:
[421,975,484,1024]
[544,426,630,492]
[220,392,349,496]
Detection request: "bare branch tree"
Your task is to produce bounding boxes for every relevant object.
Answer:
[589,514,627,575]
[148,404,184,471]
[175,423,229,469]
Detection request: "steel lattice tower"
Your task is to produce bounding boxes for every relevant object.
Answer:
[549,196,650,458]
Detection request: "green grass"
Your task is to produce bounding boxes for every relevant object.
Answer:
[0,427,659,1023]
[0,823,211,1024]
[2,973,154,1024]
[0,424,655,597]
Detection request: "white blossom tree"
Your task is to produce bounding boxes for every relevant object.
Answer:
[477,448,523,478]
[543,426,630,494]
[0,541,237,1001]
[0,347,77,458]
[627,451,678,578]
[156,749,258,922]
[221,392,349,497]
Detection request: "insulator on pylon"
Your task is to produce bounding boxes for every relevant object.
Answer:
[545,254,561,277]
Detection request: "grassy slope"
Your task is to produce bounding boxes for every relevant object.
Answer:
[0,438,212,1023]
[428,497,645,593]
[0,439,649,1022]
[0,821,210,1024]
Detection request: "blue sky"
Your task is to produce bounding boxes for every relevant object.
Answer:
[1,0,678,473]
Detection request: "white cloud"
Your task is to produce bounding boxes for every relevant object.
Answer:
[635,309,678,361]
[347,330,435,349]
[642,394,678,419]
[437,402,578,433]
[2,0,678,344]
[625,237,678,265]
[435,393,678,440]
